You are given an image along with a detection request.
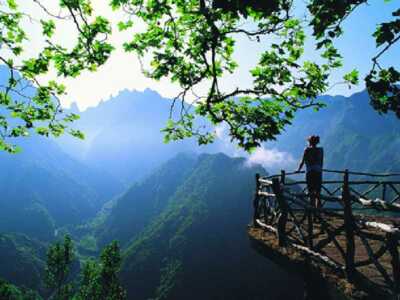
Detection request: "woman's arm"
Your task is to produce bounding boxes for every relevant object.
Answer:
[297,149,306,172]
[321,148,324,167]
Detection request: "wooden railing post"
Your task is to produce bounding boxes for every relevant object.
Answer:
[382,183,387,202]
[280,170,286,184]
[307,208,314,250]
[272,177,287,247]
[343,169,356,281]
[253,173,261,226]
[387,233,400,295]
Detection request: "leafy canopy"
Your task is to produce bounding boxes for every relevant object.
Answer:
[1,0,399,152]
[113,0,399,150]
[0,0,113,152]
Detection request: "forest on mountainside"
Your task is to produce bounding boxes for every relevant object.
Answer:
[2,87,400,299]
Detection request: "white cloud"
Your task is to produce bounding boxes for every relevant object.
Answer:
[214,123,226,140]
[214,123,295,170]
[246,147,295,169]
[213,123,244,157]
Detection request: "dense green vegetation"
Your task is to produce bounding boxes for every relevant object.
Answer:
[0,279,41,300]
[95,153,302,300]
[0,2,398,298]
[0,233,47,294]
[2,88,400,299]
[95,153,198,247]
[14,150,299,299]
[0,236,126,300]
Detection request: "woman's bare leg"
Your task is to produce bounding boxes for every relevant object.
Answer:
[316,193,321,209]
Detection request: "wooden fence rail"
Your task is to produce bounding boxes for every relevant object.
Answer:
[252,169,400,296]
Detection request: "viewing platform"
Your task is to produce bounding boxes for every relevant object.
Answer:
[248,169,400,300]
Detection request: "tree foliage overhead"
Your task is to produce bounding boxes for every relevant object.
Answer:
[112,0,399,150]
[0,0,112,152]
[112,0,346,149]
[0,0,399,152]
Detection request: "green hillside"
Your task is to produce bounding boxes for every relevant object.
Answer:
[0,137,123,241]
[99,153,303,300]
[96,153,198,248]
[0,234,47,293]
[2,89,400,299]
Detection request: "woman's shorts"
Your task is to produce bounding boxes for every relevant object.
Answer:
[306,171,322,194]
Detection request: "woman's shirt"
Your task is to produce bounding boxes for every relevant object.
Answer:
[304,147,323,172]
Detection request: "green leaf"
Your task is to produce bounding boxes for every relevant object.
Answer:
[7,0,17,9]
[343,69,359,85]
[40,20,56,37]
[69,129,85,140]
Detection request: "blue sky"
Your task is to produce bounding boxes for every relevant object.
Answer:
[231,0,400,97]
[327,0,400,95]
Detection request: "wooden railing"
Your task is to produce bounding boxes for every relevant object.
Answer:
[253,169,400,296]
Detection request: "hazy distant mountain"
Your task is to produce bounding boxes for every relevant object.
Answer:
[0,66,125,241]
[57,88,400,185]
[0,136,123,240]
[272,90,400,173]
[58,89,201,184]
[2,78,398,243]
[96,153,303,300]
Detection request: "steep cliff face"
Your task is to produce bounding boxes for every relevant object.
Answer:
[96,153,198,248]
[98,153,303,300]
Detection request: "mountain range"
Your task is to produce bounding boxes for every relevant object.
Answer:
[0,136,123,241]
[59,88,400,181]
[56,89,201,185]
[1,84,400,299]
[273,91,400,173]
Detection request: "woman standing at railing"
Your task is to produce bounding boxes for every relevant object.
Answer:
[297,135,324,210]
